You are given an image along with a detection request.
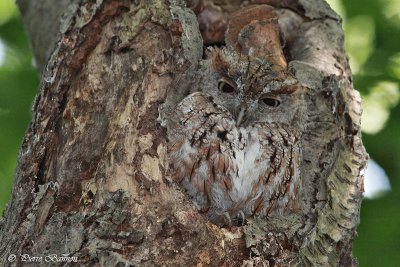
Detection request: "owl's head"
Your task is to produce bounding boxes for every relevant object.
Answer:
[196,4,305,129]
[198,47,305,128]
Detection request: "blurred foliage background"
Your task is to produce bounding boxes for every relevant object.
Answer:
[0,0,39,215]
[0,0,399,265]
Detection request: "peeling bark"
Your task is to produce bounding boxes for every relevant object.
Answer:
[0,0,367,266]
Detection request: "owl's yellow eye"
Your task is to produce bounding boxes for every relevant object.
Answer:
[218,80,235,93]
[261,97,280,107]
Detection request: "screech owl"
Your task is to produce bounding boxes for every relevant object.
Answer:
[168,5,305,226]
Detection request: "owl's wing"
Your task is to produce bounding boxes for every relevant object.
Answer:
[168,92,236,213]
[251,123,302,216]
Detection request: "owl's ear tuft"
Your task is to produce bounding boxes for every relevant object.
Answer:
[273,84,302,95]
[209,48,230,73]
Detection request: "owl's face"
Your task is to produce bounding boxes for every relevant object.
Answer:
[198,47,304,128]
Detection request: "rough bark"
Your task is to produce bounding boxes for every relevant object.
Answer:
[0,0,367,266]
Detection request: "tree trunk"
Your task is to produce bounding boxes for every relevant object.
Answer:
[0,0,367,266]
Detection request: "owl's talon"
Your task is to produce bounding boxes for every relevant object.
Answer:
[223,212,232,226]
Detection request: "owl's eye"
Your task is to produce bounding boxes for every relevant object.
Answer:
[218,80,236,93]
[261,97,280,107]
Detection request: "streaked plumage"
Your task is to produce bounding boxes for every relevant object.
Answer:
[167,5,304,226]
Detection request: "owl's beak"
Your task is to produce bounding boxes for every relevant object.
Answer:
[236,107,246,126]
